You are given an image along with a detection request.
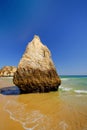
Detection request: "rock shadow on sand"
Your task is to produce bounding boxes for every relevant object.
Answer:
[0,86,21,95]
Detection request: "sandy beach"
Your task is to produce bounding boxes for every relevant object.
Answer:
[0,77,87,130]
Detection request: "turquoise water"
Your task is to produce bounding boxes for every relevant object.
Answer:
[59,75,87,94]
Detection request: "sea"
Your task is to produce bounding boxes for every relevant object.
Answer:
[0,75,87,130]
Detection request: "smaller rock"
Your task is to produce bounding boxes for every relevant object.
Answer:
[0,66,17,77]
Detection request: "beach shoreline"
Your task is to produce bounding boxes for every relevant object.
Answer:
[0,77,87,130]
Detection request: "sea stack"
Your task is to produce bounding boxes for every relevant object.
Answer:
[13,35,61,93]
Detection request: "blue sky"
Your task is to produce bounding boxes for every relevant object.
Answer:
[0,0,87,75]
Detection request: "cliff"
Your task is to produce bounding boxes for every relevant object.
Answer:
[0,66,17,77]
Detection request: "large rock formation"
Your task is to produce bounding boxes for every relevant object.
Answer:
[0,66,17,77]
[13,35,61,93]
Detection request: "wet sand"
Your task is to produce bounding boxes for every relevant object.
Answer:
[0,77,87,130]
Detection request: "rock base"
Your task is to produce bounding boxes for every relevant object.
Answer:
[13,68,61,93]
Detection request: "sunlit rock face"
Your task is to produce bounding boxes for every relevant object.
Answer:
[13,35,61,93]
[0,66,17,77]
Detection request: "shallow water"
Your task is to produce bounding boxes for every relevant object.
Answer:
[0,76,87,130]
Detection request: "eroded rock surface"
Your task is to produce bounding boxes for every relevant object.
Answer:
[13,35,61,93]
[0,66,17,77]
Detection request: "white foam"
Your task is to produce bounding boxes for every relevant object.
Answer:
[60,86,87,95]
[60,86,72,91]
[59,120,68,130]
[74,90,87,94]
[61,78,69,81]
[4,100,51,130]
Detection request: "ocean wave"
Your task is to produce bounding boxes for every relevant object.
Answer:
[74,90,87,94]
[60,87,87,94]
[61,78,69,81]
[59,86,72,91]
